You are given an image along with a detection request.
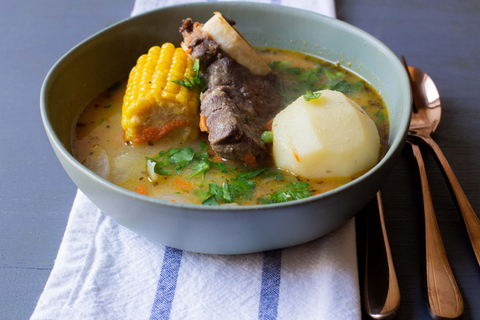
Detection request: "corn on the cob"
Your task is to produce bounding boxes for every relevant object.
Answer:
[122,43,200,144]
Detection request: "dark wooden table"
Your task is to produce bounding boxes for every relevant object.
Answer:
[1,1,478,319]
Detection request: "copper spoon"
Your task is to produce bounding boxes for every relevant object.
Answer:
[407,140,464,319]
[402,57,464,319]
[363,191,400,319]
[403,59,480,269]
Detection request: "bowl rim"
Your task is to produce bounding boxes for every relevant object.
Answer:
[40,1,411,212]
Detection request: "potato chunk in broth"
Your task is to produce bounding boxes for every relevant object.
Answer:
[72,49,389,206]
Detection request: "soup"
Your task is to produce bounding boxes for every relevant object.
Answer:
[72,48,388,206]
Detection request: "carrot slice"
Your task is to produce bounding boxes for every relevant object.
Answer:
[133,119,189,144]
[174,179,193,190]
[199,113,208,132]
[134,184,147,195]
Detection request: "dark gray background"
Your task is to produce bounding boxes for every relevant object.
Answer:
[1,0,479,319]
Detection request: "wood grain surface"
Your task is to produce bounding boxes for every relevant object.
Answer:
[1,0,479,319]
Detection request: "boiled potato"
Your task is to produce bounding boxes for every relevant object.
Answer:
[272,90,380,179]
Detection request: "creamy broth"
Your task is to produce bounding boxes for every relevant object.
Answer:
[72,49,389,206]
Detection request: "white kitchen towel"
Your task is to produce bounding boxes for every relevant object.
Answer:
[32,1,361,319]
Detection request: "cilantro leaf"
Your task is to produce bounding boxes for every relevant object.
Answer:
[374,110,387,122]
[170,146,195,164]
[262,171,277,178]
[236,168,267,179]
[324,80,364,94]
[269,60,291,71]
[194,189,218,206]
[199,140,209,151]
[259,181,312,204]
[187,158,211,187]
[154,165,172,176]
[211,161,228,173]
[303,90,322,101]
[230,178,256,198]
[171,59,206,92]
[208,182,234,203]
[188,159,211,178]
[203,196,219,206]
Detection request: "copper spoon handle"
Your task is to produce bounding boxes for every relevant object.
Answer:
[409,141,464,319]
[414,135,480,267]
[364,191,401,319]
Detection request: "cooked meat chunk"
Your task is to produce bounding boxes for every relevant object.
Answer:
[180,18,282,161]
[201,86,266,159]
[201,57,280,160]
[180,18,219,67]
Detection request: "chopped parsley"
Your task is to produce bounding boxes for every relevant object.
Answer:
[146,145,198,177]
[171,58,206,92]
[258,182,312,204]
[196,178,257,206]
[322,80,364,94]
[236,168,267,179]
[374,110,388,122]
[303,90,322,101]
[269,60,365,104]
[145,143,312,206]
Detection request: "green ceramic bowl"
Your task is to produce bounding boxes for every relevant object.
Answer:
[41,2,411,254]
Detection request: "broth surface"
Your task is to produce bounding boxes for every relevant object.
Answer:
[72,49,389,206]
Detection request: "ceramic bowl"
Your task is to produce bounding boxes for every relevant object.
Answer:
[41,2,411,254]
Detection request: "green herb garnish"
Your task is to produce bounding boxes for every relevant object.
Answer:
[194,189,218,206]
[146,146,197,177]
[236,168,267,179]
[196,177,256,205]
[374,110,387,122]
[146,143,232,188]
[258,181,311,204]
[172,58,206,92]
[303,90,322,101]
[230,178,256,197]
[323,80,364,94]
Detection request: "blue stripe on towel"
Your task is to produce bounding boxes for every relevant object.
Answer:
[150,247,183,320]
[258,249,282,320]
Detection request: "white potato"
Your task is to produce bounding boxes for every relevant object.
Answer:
[272,90,380,179]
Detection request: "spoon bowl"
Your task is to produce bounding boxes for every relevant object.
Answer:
[407,65,442,133]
